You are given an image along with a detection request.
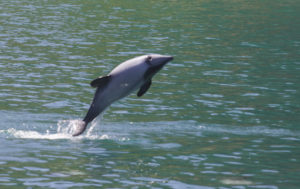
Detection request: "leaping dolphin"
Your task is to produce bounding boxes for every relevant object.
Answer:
[73,54,173,136]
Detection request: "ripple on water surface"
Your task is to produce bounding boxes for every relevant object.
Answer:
[1,111,300,188]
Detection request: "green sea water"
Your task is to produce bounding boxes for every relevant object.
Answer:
[1,0,300,188]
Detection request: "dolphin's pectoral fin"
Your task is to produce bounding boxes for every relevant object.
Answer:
[137,80,152,97]
[90,75,111,88]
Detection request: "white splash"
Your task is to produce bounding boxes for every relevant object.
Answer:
[56,119,85,136]
[1,118,130,141]
[2,119,109,140]
[5,128,72,140]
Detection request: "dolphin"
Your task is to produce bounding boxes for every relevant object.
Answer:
[72,54,173,136]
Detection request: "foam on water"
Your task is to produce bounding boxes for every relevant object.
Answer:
[0,119,120,141]
[4,128,72,140]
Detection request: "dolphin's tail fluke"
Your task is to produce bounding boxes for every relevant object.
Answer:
[72,120,88,137]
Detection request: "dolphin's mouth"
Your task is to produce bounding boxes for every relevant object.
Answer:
[168,56,174,61]
[163,56,173,64]
[158,56,173,67]
[148,54,173,65]
[143,55,173,80]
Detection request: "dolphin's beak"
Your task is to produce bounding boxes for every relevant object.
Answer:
[166,56,173,61]
[160,56,173,66]
[165,56,173,62]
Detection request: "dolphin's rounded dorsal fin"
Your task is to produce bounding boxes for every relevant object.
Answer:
[90,75,111,88]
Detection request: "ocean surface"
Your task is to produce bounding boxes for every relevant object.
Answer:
[1,0,300,188]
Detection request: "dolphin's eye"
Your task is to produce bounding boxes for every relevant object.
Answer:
[146,56,152,65]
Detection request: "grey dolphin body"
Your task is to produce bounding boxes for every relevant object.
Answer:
[73,54,173,136]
